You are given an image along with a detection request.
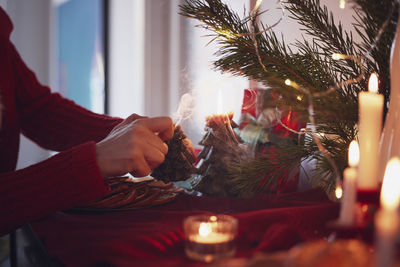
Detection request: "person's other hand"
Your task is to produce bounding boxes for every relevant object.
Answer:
[95,114,174,178]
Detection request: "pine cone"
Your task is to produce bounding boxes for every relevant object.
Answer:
[151,125,197,182]
[194,116,247,197]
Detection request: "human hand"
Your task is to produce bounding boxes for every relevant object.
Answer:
[95,114,174,178]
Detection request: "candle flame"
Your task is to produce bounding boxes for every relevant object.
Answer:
[339,0,345,9]
[217,90,223,114]
[368,73,379,93]
[335,185,343,199]
[348,140,359,167]
[199,223,211,237]
[381,157,400,211]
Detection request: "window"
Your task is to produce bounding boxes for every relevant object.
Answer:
[109,0,249,146]
[54,0,106,113]
[182,1,249,146]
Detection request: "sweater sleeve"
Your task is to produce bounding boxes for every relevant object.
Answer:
[0,142,110,236]
[10,43,123,151]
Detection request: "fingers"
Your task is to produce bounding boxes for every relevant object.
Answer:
[143,147,166,169]
[137,117,174,141]
[143,130,168,155]
[119,113,147,127]
[129,147,165,177]
[96,115,173,178]
[129,154,151,177]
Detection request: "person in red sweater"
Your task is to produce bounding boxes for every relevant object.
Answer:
[0,8,174,236]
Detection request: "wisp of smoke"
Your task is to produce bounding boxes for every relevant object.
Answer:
[173,93,196,126]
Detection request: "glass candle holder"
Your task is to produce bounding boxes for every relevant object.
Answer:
[183,214,238,262]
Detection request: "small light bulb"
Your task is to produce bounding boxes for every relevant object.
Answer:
[332,53,345,60]
[297,95,302,101]
[285,79,291,86]
[335,185,343,199]
[254,0,263,11]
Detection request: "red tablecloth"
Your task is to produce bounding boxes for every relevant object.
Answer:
[31,188,339,267]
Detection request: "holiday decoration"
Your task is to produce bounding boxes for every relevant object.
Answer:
[193,113,250,197]
[358,73,383,190]
[75,176,180,210]
[180,0,399,195]
[238,89,305,194]
[183,214,238,262]
[338,141,359,226]
[151,125,197,182]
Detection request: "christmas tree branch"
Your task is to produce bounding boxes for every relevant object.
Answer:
[180,0,396,195]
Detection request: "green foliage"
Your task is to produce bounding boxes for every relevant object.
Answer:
[180,0,398,196]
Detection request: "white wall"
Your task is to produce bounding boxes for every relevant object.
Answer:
[1,0,52,169]
[260,0,359,50]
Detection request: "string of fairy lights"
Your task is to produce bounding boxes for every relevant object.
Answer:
[200,0,394,197]
[246,0,395,197]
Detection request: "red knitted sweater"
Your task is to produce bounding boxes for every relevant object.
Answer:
[0,8,123,236]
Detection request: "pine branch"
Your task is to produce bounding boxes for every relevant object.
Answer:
[180,0,396,196]
[351,0,398,117]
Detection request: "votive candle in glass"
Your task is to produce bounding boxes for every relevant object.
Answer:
[183,214,238,262]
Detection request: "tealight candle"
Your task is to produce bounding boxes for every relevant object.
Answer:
[375,157,400,267]
[183,215,238,262]
[338,140,359,225]
[358,73,383,190]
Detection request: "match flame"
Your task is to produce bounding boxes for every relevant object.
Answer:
[368,73,379,93]
[348,140,359,168]
[381,157,400,211]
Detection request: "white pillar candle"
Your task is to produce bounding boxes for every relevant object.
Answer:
[375,157,400,267]
[358,73,384,189]
[338,141,359,225]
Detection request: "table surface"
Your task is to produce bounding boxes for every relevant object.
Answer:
[31,188,339,267]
